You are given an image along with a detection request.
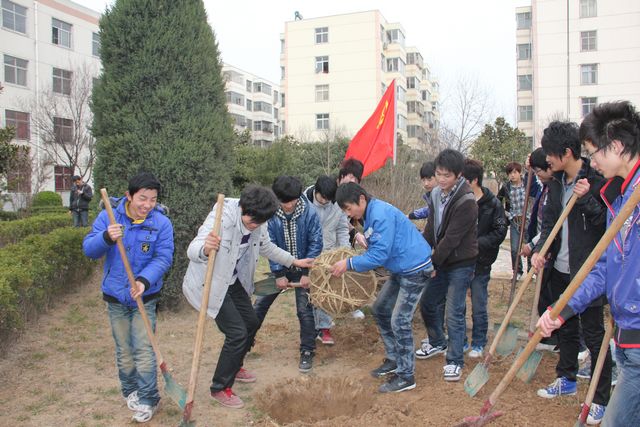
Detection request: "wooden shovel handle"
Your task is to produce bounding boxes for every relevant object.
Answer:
[99,189,164,365]
[528,270,545,335]
[508,166,535,304]
[185,194,225,404]
[580,316,615,423]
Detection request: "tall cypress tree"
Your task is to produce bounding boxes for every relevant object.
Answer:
[92,0,233,307]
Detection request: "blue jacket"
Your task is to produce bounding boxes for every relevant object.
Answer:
[83,197,174,307]
[408,192,430,220]
[348,198,432,275]
[268,197,323,277]
[559,163,640,347]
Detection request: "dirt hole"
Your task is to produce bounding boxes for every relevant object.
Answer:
[257,376,371,425]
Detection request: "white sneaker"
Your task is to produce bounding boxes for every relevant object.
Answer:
[468,347,484,358]
[126,391,141,411]
[416,343,447,359]
[578,349,590,363]
[443,364,462,382]
[132,404,157,423]
[352,309,365,319]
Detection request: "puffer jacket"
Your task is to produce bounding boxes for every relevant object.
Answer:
[83,197,174,307]
[304,185,350,250]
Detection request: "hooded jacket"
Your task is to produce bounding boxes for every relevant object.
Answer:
[476,187,508,267]
[304,185,350,250]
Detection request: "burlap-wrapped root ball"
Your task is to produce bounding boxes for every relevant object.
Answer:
[308,248,378,315]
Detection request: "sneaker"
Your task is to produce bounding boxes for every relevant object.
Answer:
[132,404,157,423]
[126,390,141,411]
[586,403,605,425]
[578,349,590,363]
[317,329,335,345]
[536,377,577,398]
[211,388,244,409]
[299,350,314,373]
[463,343,470,353]
[235,367,257,383]
[443,364,462,382]
[416,343,447,359]
[468,346,484,358]
[517,273,523,281]
[536,342,560,352]
[370,358,398,378]
[378,375,416,393]
[577,358,592,379]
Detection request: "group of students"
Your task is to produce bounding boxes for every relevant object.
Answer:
[82,101,639,426]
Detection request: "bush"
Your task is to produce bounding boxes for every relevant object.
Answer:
[0,227,96,347]
[30,205,68,216]
[0,213,73,247]
[31,191,63,207]
[0,211,18,221]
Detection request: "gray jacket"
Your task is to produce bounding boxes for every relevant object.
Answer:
[182,198,294,319]
[304,185,350,250]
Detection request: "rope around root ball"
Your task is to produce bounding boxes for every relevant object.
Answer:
[309,248,378,315]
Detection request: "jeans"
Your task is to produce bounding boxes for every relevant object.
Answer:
[469,264,491,349]
[107,300,159,406]
[420,265,475,367]
[211,280,259,393]
[603,347,640,426]
[372,270,428,379]
[253,272,316,353]
[72,210,89,227]
[313,307,334,330]
[509,222,523,275]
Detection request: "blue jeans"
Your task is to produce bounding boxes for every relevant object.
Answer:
[468,265,491,349]
[72,210,89,227]
[372,270,428,379]
[313,307,333,330]
[420,265,475,367]
[107,300,159,406]
[509,222,523,275]
[603,347,640,426]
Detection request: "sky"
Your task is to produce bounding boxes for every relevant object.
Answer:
[79,0,530,124]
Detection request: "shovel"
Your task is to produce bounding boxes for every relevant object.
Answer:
[464,194,578,397]
[180,194,225,427]
[575,316,615,427]
[254,275,304,296]
[455,182,640,427]
[516,270,546,383]
[99,189,187,408]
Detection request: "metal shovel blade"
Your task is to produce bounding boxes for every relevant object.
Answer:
[163,369,187,409]
[253,275,279,296]
[464,362,490,397]
[516,347,542,383]
[495,323,519,357]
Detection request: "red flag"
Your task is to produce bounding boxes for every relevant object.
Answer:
[345,80,396,177]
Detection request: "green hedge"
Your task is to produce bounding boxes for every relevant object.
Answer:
[32,191,63,207]
[0,211,18,221]
[0,213,73,248]
[0,227,96,346]
[30,205,69,216]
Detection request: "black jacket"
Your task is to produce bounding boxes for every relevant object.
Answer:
[69,183,93,211]
[476,187,508,267]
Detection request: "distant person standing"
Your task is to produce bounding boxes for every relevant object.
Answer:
[69,175,93,227]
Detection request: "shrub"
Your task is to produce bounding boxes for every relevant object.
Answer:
[31,191,63,207]
[30,205,68,216]
[0,227,96,348]
[0,211,18,221]
[0,213,73,247]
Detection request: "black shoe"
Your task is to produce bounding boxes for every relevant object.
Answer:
[370,358,397,378]
[299,350,314,373]
[378,374,416,393]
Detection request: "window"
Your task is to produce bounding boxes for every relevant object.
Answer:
[421,90,429,101]
[581,64,598,85]
[315,84,329,102]
[581,31,597,51]
[273,90,279,105]
[254,101,272,114]
[3,54,27,86]
[517,43,531,60]
[246,99,252,111]
[254,120,273,133]
[246,79,252,92]
[518,105,533,122]
[581,97,597,117]
[315,56,329,73]
[396,85,406,103]
[54,165,72,191]
[52,18,72,48]
[2,0,27,33]
[315,27,328,44]
[518,74,532,91]
[407,76,419,89]
[253,82,272,95]
[316,113,329,130]
[273,107,278,120]
[580,0,597,18]
[53,117,73,143]
[407,101,423,116]
[281,93,285,108]
[6,146,31,193]
[230,113,246,127]
[386,29,405,46]
[5,110,30,139]
[397,114,406,130]
[52,67,72,95]
[280,66,285,80]
[386,57,405,73]
[280,38,284,53]
[92,32,100,56]
[380,54,385,71]
[516,12,531,29]
[225,91,245,106]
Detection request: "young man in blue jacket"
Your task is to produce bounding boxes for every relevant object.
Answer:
[253,176,323,373]
[538,101,640,427]
[408,161,436,220]
[83,173,174,423]
[330,182,433,393]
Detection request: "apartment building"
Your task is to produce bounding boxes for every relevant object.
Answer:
[222,63,282,147]
[1,0,101,208]
[279,10,439,150]
[516,0,640,145]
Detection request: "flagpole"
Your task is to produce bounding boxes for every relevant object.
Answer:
[392,79,397,166]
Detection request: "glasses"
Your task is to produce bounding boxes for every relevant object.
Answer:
[585,146,605,160]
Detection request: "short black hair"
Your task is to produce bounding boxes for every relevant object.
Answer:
[335,182,370,209]
[72,175,81,181]
[419,161,436,179]
[463,159,484,186]
[239,185,279,224]
[530,147,550,171]
[505,162,522,174]
[541,121,581,160]
[272,175,302,203]
[128,172,161,196]
[580,101,640,159]
[314,175,337,202]
[435,149,464,176]
[338,158,364,183]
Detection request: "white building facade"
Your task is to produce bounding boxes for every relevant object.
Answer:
[279,10,439,150]
[516,0,640,145]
